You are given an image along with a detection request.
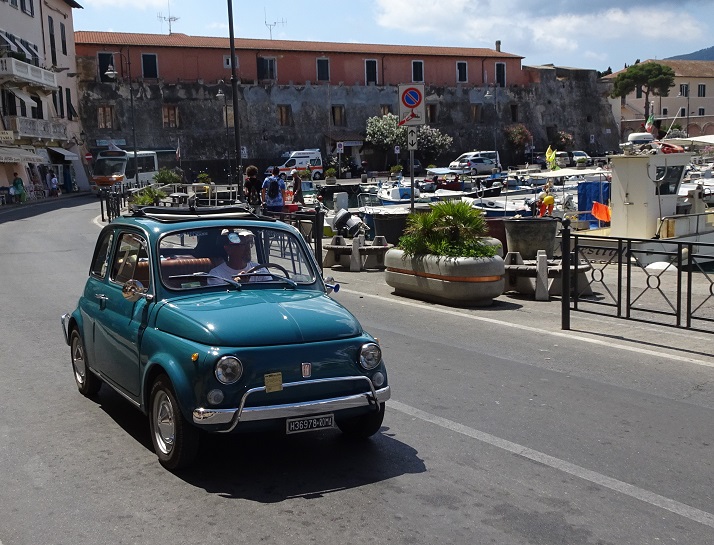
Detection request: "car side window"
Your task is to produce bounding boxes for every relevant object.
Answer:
[110,232,151,290]
[90,230,114,279]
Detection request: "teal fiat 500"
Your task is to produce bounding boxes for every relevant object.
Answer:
[61,206,390,470]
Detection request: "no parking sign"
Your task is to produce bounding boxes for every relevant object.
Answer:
[398,83,425,126]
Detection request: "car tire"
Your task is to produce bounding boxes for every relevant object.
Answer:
[337,403,385,439]
[149,375,200,470]
[313,171,322,180]
[70,329,101,397]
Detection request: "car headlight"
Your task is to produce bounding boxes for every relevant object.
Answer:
[359,343,381,370]
[215,356,243,384]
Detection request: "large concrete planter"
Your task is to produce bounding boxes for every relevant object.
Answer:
[384,242,505,307]
[503,217,558,260]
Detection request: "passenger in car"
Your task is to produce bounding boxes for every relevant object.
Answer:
[208,229,270,284]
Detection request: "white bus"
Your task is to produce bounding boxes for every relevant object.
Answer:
[90,150,159,192]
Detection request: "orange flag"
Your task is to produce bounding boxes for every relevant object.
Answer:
[591,201,611,222]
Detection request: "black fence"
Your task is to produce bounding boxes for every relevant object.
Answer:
[566,232,714,334]
[262,208,326,271]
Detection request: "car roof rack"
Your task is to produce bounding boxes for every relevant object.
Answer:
[129,204,277,224]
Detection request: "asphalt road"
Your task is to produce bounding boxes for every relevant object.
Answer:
[1,197,713,545]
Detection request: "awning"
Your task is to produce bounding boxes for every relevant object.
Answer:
[0,146,44,163]
[48,147,79,161]
[9,87,36,106]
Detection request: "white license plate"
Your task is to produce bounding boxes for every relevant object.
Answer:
[286,413,335,434]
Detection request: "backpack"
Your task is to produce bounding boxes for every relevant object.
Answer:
[268,177,279,199]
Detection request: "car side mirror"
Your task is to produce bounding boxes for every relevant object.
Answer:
[324,276,340,295]
[122,279,154,302]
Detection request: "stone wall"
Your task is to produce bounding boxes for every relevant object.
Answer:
[77,58,620,182]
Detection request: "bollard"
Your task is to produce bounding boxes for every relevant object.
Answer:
[535,250,549,301]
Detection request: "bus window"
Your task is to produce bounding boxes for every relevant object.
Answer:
[94,158,126,176]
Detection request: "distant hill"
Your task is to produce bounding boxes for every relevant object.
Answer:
[667,46,714,61]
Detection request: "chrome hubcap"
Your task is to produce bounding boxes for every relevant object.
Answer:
[71,338,86,385]
[153,391,175,455]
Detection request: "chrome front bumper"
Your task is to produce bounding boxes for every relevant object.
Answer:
[193,376,391,433]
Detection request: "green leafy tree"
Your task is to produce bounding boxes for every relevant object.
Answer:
[610,62,675,120]
[365,113,453,167]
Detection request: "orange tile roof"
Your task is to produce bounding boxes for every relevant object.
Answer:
[74,31,522,59]
[603,59,714,79]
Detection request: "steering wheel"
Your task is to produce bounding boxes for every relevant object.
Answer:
[244,262,290,277]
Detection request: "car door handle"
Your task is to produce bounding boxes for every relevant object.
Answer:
[95,294,108,301]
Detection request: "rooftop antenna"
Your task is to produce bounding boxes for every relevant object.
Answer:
[158,0,179,34]
[264,8,287,40]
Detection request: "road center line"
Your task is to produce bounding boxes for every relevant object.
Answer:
[389,399,714,528]
[340,288,714,368]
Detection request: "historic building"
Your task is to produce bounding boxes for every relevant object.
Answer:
[0,0,88,198]
[604,60,714,140]
[74,31,620,182]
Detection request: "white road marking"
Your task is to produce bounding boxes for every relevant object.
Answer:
[341,288,714,368]
[390,400,714,529]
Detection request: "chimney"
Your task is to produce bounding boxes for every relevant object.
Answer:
[495,40,501,52]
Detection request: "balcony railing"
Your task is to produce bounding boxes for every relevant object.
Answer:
[0,57,57,88]
[4,116,67,140]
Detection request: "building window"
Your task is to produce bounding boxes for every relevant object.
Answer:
[98,52,115,82]
[698,84,706,98]
[9,0,19,8]
[426,104,437,123]
[98,105,114,129]
[380,104,391,115]
[680,83,689,97]
[278,105,292,126]
[510,104,518,122]
[58,85,64,117]
[66,88,78,121]
[412,60,424,83]
[471,104,482,123]
[331,105,345,126]
[457,61,467,83]
[257,57,276,80]
[495,62,506,87]
[47,16,57,66]
[662,107,668,116]
[60,22,67,55]
[316,58,329,82]
[142,54,158,79]
[163,105,179,128]
[365,59,377,85]
[635,87,642,99]
[699,107,705,116]
[679,107,686,117]
[20,0,34,16]
[223,54,238,70]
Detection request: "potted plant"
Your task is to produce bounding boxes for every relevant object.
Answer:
[390,164,403,179]
[130,185,167,207]
[384,200,505,306]
[324,167,337,185]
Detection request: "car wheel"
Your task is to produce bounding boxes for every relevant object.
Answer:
[149,375,200,470]
[337,403,385,439]
[313,171,322,180]
[70,329,101,396]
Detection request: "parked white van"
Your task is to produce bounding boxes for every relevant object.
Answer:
[627,132,655,145]
[266,149,324,180]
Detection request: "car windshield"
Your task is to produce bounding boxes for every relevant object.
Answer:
[157,226,317,290]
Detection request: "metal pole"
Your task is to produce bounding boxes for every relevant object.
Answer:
[223,89,232,185]
[127,47,138,185]
[226,0,243,195]
[409,148,414,213]
[686,83,690,137]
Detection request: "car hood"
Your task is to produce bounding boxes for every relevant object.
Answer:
[155,290,362,346]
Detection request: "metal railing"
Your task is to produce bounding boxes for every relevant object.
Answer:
[565,232,714,333]
[261,208,326,271]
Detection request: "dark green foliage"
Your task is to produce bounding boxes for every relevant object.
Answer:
[610,62,675,119]
[398,200,498,258]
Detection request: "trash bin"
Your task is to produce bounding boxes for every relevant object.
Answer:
[373,212,409,245]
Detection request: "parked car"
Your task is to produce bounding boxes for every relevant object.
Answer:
[465,157,497,175]
[61,206,390,470]
[448,151,501,171]
[555,151,574,168]
[400,158,423,176]
[572,150,593,166]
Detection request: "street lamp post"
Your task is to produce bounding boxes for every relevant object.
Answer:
[484,85,499,152]
[216,84,233,184]
[104,47,138,185]
[226,0,243,195]
[686,83,691,137]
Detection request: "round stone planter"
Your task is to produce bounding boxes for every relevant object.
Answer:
[384,242,505,307]
[503,217,558,260]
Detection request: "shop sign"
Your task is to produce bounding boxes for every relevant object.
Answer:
[0,131,14,144]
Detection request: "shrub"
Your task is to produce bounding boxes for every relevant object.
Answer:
[153,167,182,186]
[131,186,167,205]
[297,169,311,179]
[398,200,498,258]
[390,164,403,175]
[325,167,337,178]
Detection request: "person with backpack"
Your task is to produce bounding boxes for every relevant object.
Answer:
[261,166,286,212]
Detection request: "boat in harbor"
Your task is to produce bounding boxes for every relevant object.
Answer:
[555,145,714,266]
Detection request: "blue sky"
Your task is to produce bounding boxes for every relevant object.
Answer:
[73,0,714,72]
